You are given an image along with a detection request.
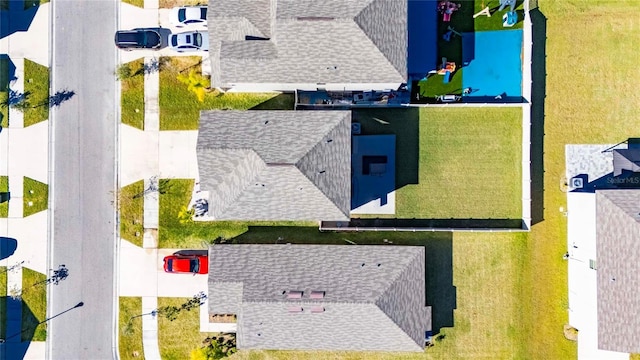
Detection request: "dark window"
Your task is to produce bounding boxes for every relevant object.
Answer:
[190,259,199,273]
[166,259,173,272]
[171,36,178,47]
[178,8,186,22]
[200,7,207,19]
[194,33,202,47]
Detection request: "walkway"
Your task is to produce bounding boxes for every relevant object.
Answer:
[0,2,50,359]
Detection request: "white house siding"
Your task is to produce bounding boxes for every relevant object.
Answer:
[567,192,629,360]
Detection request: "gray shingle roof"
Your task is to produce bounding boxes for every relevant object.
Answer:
[208,244,430,352]
[197,111,351,221]
[207,0,407,88]
[596,190,640,353]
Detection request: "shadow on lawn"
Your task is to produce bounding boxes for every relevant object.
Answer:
[1,297,39,359]
[0,0,38,39]
[231,226,456,334]
[529,8,547,225]
[249,93,295,110]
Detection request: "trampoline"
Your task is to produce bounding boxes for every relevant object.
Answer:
[461,29,523,101]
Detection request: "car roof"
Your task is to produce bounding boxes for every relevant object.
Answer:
[184,7,206,20]
[166,256,194,272]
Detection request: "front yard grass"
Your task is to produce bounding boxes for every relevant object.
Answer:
[120,59,145,130]
[120,180,144,247]
[0,176,8,217]
[354,107,522,220]
[158,179,315,248]
[21,267,47,341]
[23,176,48,217]
[159,0,205,8]
[0,267,6,339]
[157,297,215,359]
[0,56,9,128]
[119,297,144,360]
[23,59,49,127]
[122,0,144,8]
[158,56,290,131]
[24,0,49,9]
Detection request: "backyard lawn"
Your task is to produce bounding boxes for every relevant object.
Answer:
[157,179,315,248]
[21,268,47,341]
[353,107,522,220]
[23,59,49,127]
[158,56,293,130]
[120,59,145,130]
[157,297,215,360]
[23,176,48,217]
[119,297,144,360]
[120,180,144,247]
[0,176,8,217]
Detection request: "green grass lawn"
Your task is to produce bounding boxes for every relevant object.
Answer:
[158,56,291,130]
[21,268,47,341]
[120,180,144,247]
[120,59,145,130]
[122,0,144,7]
[0,267,6,339]
[158,297,215,359]
[353,107,522,219]
[158,179,314,248]
[0,56,9,128]
[0,176,8,217]
[23,59,49,127]
[119,297,144,360]
[23,176,48,217]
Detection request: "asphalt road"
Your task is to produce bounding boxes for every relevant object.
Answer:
[48,0,118,358]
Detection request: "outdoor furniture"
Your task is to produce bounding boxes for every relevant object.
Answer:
[503,11,517,27]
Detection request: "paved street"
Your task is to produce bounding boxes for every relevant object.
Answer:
[48,0,118,358]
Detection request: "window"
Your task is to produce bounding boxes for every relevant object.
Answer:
[178,9,186,22]
[589,259,597,270]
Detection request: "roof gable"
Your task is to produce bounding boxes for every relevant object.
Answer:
[197,111,351,220]
[208,245,429,352]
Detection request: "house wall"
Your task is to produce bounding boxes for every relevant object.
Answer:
[223,82,404,93]
[567,192,629,360]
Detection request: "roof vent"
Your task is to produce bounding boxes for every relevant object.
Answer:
[310,306,325,313]
[310,291,325,299]
[287,290,303,299]
[288,306,304,313]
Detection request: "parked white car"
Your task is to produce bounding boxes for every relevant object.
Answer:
[169,7,207,27]
[169,31,209,53]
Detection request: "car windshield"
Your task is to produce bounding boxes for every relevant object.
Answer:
[171,35,178,47]
[190,259,199,273]
[193,33,202,47]
[166,259,173,272]
[200,8,207,19]
[178,8,186,22]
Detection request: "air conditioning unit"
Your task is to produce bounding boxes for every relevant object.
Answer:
[571,177,584,189]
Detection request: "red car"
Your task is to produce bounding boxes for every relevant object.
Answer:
[163,254,208,274]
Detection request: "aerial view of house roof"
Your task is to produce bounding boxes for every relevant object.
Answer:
[206,0,407,88]
[196,110,351,221]
[595,190,640,353]
[207,244,431,352]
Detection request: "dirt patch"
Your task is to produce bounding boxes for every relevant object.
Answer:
[563,324,578,341]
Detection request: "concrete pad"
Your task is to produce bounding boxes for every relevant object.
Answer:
[7,122,49,183]
[5,4,49,66]
[159,131,198,179]
[7,194,22,218]
[23,342,46,360]
[120,124,158,187]
[142,228,158,248]
[119,240,160,297]
[120,4,159,30]
[3,211,48,273]
[142,296,161,360]
[0,129,9,175]
[8,58,24,129]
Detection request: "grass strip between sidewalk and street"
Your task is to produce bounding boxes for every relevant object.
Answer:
[0,267,6,339]
[23,59,49,128]
[121,0,144,8]
[157,178,315,249]
[157,297,215,360]
[158,56,292,131]
[120,180,144,247]
[0,176,8,217]
[119,297,144,360]
[120,59,145,130]
[23,176,48,217]
[21,267,47,341]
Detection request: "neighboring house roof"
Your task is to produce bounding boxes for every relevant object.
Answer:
[612,149,640,176]
[595,190,640,353]
[207,0,407,87]
[197,110,351,221]
[208,244,430,352]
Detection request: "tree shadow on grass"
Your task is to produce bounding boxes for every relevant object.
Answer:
[230,226,456,334]
[530,8,547,225]
[1,297,39,359]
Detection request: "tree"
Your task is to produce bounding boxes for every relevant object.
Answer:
[176,69,210,102]
[190,333,236,360]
